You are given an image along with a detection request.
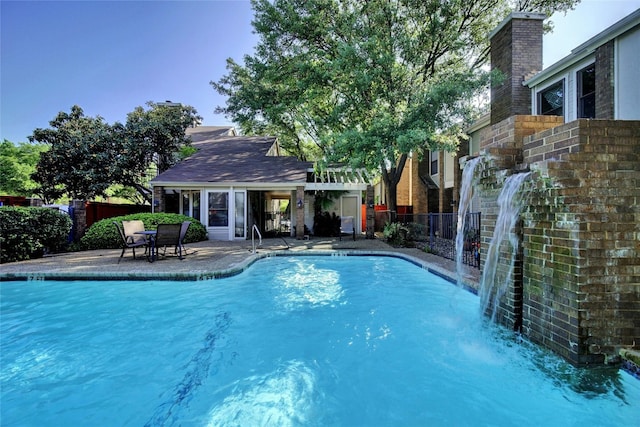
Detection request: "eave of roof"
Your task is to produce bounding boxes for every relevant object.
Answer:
[524,8,640,87]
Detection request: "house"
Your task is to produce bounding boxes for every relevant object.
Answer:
[150,126,370,241]
[381,9,640,223]
[464,9,640,365]
[523,9,640,122]
[373,140,461,226]
[483,9,640,131]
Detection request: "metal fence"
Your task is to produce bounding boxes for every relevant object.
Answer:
[378,211,481,269]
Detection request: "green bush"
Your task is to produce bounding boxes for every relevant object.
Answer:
[81,212,208,250]
[383,221,410,247]
[0,206,72,263]
[313,211,341,237]
[405,222,428,242]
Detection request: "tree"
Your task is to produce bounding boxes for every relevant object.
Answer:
[115,102,202,201]
[0,139,48,197]
[30,106,118,202]
[213,0,579,211]
[30,103,202,204]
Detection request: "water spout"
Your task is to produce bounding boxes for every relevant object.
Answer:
[479,172,531,322]
[456,156,482,286]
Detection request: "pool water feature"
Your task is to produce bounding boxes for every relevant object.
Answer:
[455,156,482,286]
[2,256,639,426]
[479,171,531,322]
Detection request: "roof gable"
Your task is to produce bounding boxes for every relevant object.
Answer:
[152,127,311,185]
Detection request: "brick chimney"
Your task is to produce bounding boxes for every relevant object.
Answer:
[490,12,546,125]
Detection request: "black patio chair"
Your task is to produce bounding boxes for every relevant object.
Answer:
[152,223,184,261]
[177,221,192,257]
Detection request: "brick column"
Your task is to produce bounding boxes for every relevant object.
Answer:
[595,40,615,119]
[490,12,545,125]
[69,199,86,242]
[153,186,165,213]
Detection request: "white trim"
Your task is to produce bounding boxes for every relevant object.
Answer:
[232,189,247,240]
[205,189,231,240]
[305,183,369,191]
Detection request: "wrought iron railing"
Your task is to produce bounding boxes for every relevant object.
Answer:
[379,211,481,269]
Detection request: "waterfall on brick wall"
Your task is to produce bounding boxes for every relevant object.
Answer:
[479,172,530,321]
[455,156,482,286]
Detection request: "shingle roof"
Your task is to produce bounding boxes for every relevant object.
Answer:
[152,126,312,184]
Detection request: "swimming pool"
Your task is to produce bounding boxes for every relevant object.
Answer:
[2,255,638,426]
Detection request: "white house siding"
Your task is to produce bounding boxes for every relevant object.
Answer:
[616,26,640,119]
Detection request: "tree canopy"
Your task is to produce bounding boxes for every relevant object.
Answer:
[0,139,48,197]
[213,0,579,210]
[29,103,202,203]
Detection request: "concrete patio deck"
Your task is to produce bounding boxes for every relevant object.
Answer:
[0,236,481,289]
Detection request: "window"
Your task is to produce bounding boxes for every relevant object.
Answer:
[430,151,438,175]
[577,64,595,118]
[181,191,200,221]
[537,80,564,116]
[208,192,228,227]
[234,192,245,238]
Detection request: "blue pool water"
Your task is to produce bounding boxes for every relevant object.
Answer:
[1,255,639,426]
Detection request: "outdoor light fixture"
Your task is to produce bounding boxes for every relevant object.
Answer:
[297,199,304,208]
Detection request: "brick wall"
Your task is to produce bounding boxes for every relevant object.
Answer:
[396,157,412,206]
[595,40,615,120]
[522,119,640,365]
[477,116,562,328]
[476,116,639,365]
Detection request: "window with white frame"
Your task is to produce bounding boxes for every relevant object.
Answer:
[181,191,200,221]
[577,64,595,119]
[537,79,564,116]
[208,192,229,227]
[234,191,245,238]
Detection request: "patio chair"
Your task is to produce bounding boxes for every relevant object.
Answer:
[122,220,146,244]
[339,216,356,241]
[152,223,184,261]
[177,221,192,256]
[114,221,149,263]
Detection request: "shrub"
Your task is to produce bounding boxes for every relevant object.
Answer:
[383,221,410,247]
[313,211,340,237]
[81,212,208,250]
[405,222,428,242]
[0,206,72,263]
